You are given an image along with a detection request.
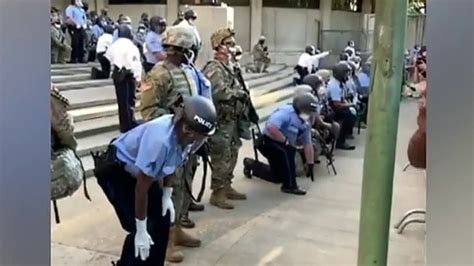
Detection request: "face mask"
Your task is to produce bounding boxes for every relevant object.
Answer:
[299,113,311,121]
[54,23,61,28]
[75,0,83,7]
[235,55,242,61]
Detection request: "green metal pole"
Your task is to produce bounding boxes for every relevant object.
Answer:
[357,0,408,265]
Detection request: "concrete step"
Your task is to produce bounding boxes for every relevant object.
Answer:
[64,66,294,110]
[76,95,293,178]
[51,73,92,83]
[72,79,295,139]
[51,68,93,76]
[51,63,99,69]
[54,64,289,91]
[69,73,294,123]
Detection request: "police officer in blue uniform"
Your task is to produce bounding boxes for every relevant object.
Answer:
[92,95,217,266]
[243,93,318,195]
[327,62,357,150]
[143,16,167,73]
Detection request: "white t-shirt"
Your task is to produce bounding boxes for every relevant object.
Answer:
[96,33,113,54]
[105,38,143,82]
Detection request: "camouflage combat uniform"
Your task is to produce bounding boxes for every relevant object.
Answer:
[252,42,271,73]
[140,30,199,225]
[203,28,249,210]
[139,25,202,263]
[51,25,71,64]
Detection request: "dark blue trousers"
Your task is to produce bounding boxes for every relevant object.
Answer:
[96,161,170,266]
[112,68,138,133]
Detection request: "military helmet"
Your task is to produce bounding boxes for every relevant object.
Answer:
[182,96,217,136]
[210,28,235,49]
[293,92,319,114]
[150,16,167,32]
[302,74,324,94]
[332,62,352,82]
[117,25,133,40]
[162,25,195,50]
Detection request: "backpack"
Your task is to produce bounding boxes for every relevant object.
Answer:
[50,89,90,223]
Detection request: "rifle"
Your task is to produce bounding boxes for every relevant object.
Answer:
[312,129,337,175]
[234,66,260,124]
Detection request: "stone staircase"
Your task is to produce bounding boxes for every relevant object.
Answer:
[51,63,297,178]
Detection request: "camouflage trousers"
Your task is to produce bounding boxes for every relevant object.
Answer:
[209,121,242,190]
[254,58,270,72]
[51,46,71,64]
[172,154,198,221]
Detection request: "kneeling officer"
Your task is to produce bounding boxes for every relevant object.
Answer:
[244,92,318,195]
[92,95,217,266]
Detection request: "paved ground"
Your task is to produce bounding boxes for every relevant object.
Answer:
[51,99,426,266]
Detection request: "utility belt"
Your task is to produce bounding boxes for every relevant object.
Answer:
[112,66,133,83]
[91,143,124,180]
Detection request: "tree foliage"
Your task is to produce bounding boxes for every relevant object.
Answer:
[370,0,426,15]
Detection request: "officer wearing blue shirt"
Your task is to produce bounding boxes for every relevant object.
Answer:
[92,96,217,266]
[327,62,357,150]
[143,16,167,73]
[243,93,318,195]
[91,22,104,40]
[65,0,87,63]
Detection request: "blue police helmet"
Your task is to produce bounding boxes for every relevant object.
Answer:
[117,24,133,40]
[182,96,217,136]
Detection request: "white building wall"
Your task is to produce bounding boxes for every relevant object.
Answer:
[262,8,321,52]
[233,6,251,51]
[108,5,167,28]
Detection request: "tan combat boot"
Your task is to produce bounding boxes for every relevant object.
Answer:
[224,185,247,200]
[174,225,201,248]
[166,226,184,263]
[209,188,235,209]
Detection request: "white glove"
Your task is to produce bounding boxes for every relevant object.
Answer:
[134,218,154,261]
[349,106,357,116]
[162,187,175,224]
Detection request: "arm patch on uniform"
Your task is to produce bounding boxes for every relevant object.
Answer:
[140,75,154,92]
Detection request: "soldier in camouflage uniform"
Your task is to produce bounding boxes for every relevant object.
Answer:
[202,28,249,210]
[139,25,204,264]
[51,11,71,64]
[251,36,271,73]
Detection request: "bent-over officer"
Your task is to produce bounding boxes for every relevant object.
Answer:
[139,25,210,263]
[92,95,217,266]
